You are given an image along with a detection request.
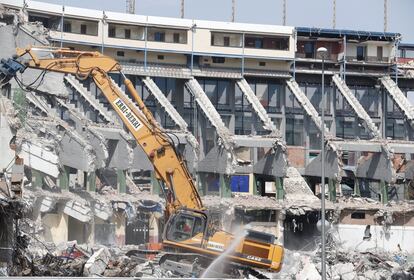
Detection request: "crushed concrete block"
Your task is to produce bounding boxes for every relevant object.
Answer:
[62,200,92,223]
[296,260,321,280]
[331,263,356,280]
[39,196,56,213]
[83,247,110,276]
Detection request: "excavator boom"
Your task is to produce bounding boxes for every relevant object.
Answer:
[12,46,203,216]
[1,46,284,276]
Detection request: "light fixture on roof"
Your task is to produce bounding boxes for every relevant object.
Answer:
[317,47,328,59]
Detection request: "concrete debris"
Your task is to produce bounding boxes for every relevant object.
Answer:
[296,257,321,280]
[279,247,414,280]
[83,247,111,276]
[284,167,319,202]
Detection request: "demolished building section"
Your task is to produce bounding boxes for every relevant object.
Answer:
[0,0,414,278]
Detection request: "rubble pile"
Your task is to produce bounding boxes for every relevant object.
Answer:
[280,241,414,280]
[9,240,170,277]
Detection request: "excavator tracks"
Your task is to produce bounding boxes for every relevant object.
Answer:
[151,250,269,279]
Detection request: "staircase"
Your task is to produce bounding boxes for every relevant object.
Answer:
[286,78,332,138]
[380,76,414,127]
[25,92,53,116]
[332,74,381,139]
[64,75,119,124]
[236,78,278,134]
[185,78,233,149]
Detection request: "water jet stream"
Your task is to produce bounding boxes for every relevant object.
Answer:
[201,224,250,278]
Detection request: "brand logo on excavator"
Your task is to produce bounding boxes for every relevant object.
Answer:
[113,98,142,131]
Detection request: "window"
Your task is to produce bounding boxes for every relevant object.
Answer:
[254,38,263,48]
[116,51,125,57]
[173,33,180,43]
[223,36,230,47]
[212,57,225,63]
[259,61,266,66]
[357,46,365,61]
[157,55,165,60]
[80,24,87,35]
[166,214,205,243]
[154,32,165,42]
[63,22,71,33]
[285,118,304,146]
[109,27,116,37]
[245,34,289,50]
[377,46,383,61]
[125,29,131,39]
[351,212,366,219]
[210,32,242,47]
[304,42,315,58]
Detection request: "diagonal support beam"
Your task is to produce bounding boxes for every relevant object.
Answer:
[143,76,199,156]
[143,76,189,131]
[185,78,234,150]
[65,74,119,124]
[380,75,414,128]
[286,78,333,139]
[185,77,236,174]
[333,74,381,139]
[236,78,279,135]
[333,74,395,181]
[286,79,343,181]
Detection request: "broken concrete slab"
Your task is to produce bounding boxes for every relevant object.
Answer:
[83,247,110,276]
[62,200,92,223]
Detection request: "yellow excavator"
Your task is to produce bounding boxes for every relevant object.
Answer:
[0,46,284,278]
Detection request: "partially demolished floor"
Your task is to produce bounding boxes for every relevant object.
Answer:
[1,6,414,279]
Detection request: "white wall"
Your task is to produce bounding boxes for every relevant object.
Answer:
[335,224,414,253]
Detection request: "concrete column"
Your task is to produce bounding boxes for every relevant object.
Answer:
[380,180,389,204]
[331,86,337,136]
[328,178,336,202]
[151,171,161,195]
[31,169,44,188]
[219,174,231,198]
[87,171,96,192]
[113,212,126,246]
[175,79,185,116]
[252,174,259,195]
[87,217,95,245]
[379,87,386,138]
[59,165,70,191]
[275,177,284,200]
[196,173,204,196]
[276,210,285,246]
[198,113,206,157]
[117,169,127,194]
[228,81,236,133]
[281,84,287,141]
[354,178,361,196]
[42,212,69,245]
[304,117,311,165]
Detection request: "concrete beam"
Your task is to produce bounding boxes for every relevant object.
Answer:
[380,76,414,128]
[62,200,92,223]
[253,147,287,178]
[333,74,382,139]
[305,148,343,180]
[236,78,279,134]
[356,153,395,183]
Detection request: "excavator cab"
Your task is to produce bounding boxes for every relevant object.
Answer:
[165,209,207,246]
[163,208,284,274]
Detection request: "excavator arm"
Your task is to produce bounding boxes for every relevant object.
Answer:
[9,46,203,215]
[1,46,284,275]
